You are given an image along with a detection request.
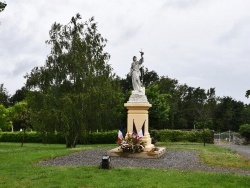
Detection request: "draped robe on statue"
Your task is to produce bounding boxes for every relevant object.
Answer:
[130,57,144,92]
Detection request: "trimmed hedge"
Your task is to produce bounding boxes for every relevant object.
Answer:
[151,129,214,143]
[0,129,214,144]
[0,131,118,145]
[80,130,117,144]
[0,132,42,143]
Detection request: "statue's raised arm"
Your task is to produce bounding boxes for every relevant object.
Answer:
[130,51,144,92]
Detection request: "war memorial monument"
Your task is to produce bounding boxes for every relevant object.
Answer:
[108,51,166,158]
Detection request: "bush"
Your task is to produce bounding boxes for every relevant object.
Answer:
[80,130,117,144]
[0,129,214,145]
[0,130,118,145]
[40,132,65,144]
[0,132,42,143]
[239,124,250,144]
[150,129,160,144]
[155,129,213,143]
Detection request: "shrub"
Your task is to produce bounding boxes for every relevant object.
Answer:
[239,124,250,144]
[39,132,65,144]
[0,129,214,144]
[156,129,213,143]
[150,129,160,144]
[183,131,198,142]
[0,132,42,143]
[80,130,117,144]
[0,131,117,145]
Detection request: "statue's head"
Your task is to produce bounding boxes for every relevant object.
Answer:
[133,56,137,61]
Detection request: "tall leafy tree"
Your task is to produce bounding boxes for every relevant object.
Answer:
[8,101,30,132]
[147,84,170,129]
[239,124,250,144]
[242,104,250,125]
[25,14,122,147]
[0,1,6,25]
[9,87,27,105]
[0,1,6,13]
[192,88,217,131]
[0,104,11,131]
[0,84,9,107]
[214,97,244,131]
[156,76,179,129]
[141,68,159,87]
[246,90,250,98]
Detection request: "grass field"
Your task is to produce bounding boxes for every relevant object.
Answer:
[0,142,249,188]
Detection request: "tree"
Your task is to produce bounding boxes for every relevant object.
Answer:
[8,101,30,132]
[214,97,244,132]
[9,87,27,105]
[171,85,210,129]
[25,14,122,148]
[141,68,159,88]
[239,124,250,144]
[246,90,250,98]
[0,1,6,25]
[0,1,6,13]
[119,73,132,97]
[193,88,216,130]
[156,76,179,129]
[0,84,9,107]
[8,101,30,146]
[147,84,170,129]
[0,104,11,131]
[242,104,250,125]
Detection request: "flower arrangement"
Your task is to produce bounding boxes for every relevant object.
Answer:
[118,133,145,153]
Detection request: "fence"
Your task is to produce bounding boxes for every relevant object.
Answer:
[214,130,242,144]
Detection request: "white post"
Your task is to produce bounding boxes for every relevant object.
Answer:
[219,132,221,144]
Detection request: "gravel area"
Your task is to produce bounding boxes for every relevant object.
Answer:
[38,148,250,175]
[216,144,250,159]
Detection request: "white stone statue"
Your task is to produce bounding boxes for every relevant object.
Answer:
[130,51,144,92]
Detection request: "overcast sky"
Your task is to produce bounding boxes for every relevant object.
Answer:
[0,0,250,104]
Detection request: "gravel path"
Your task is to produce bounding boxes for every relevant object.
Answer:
[216,144,250,159]
[38,148,250,175]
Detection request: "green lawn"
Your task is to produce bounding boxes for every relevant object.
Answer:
[0,142,249,188]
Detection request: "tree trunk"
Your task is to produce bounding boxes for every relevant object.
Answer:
[65,132,78,148]
[21,128,26,147]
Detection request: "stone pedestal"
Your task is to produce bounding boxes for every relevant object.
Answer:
[108,87,165,158]
[125,87,153,151]
[124,102,154,151]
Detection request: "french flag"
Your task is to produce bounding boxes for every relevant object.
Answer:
[117,124,123,142]
[138,120,145,138]
[132,120,138,138]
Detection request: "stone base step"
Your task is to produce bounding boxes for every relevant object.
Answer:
[107,147,166,159]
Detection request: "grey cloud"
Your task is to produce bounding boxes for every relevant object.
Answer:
[0,30,33,57]
[112,25,141,46]
[12,59,38,76]
[0,54,44,79]
[163,0,204,9]
[217,19,250,46]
